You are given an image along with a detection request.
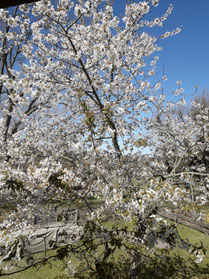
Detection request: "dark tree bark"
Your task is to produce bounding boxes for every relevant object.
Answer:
[0,0,41,9]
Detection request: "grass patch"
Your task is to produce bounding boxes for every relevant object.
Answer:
[172,224,209,264]
[0,250,67,279]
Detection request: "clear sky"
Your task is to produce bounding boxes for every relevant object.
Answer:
[113,0,209,104]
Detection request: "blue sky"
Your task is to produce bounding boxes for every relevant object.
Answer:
[113,0,209,104]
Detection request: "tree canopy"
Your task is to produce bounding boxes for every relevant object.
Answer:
[0,1,208,277]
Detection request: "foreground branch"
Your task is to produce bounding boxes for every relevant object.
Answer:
[0,254,57,277]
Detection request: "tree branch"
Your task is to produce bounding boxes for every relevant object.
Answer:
[164,171,209,179]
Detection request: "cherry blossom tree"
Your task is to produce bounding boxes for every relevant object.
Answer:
[148,91,209,208]
[0,0,208,277]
